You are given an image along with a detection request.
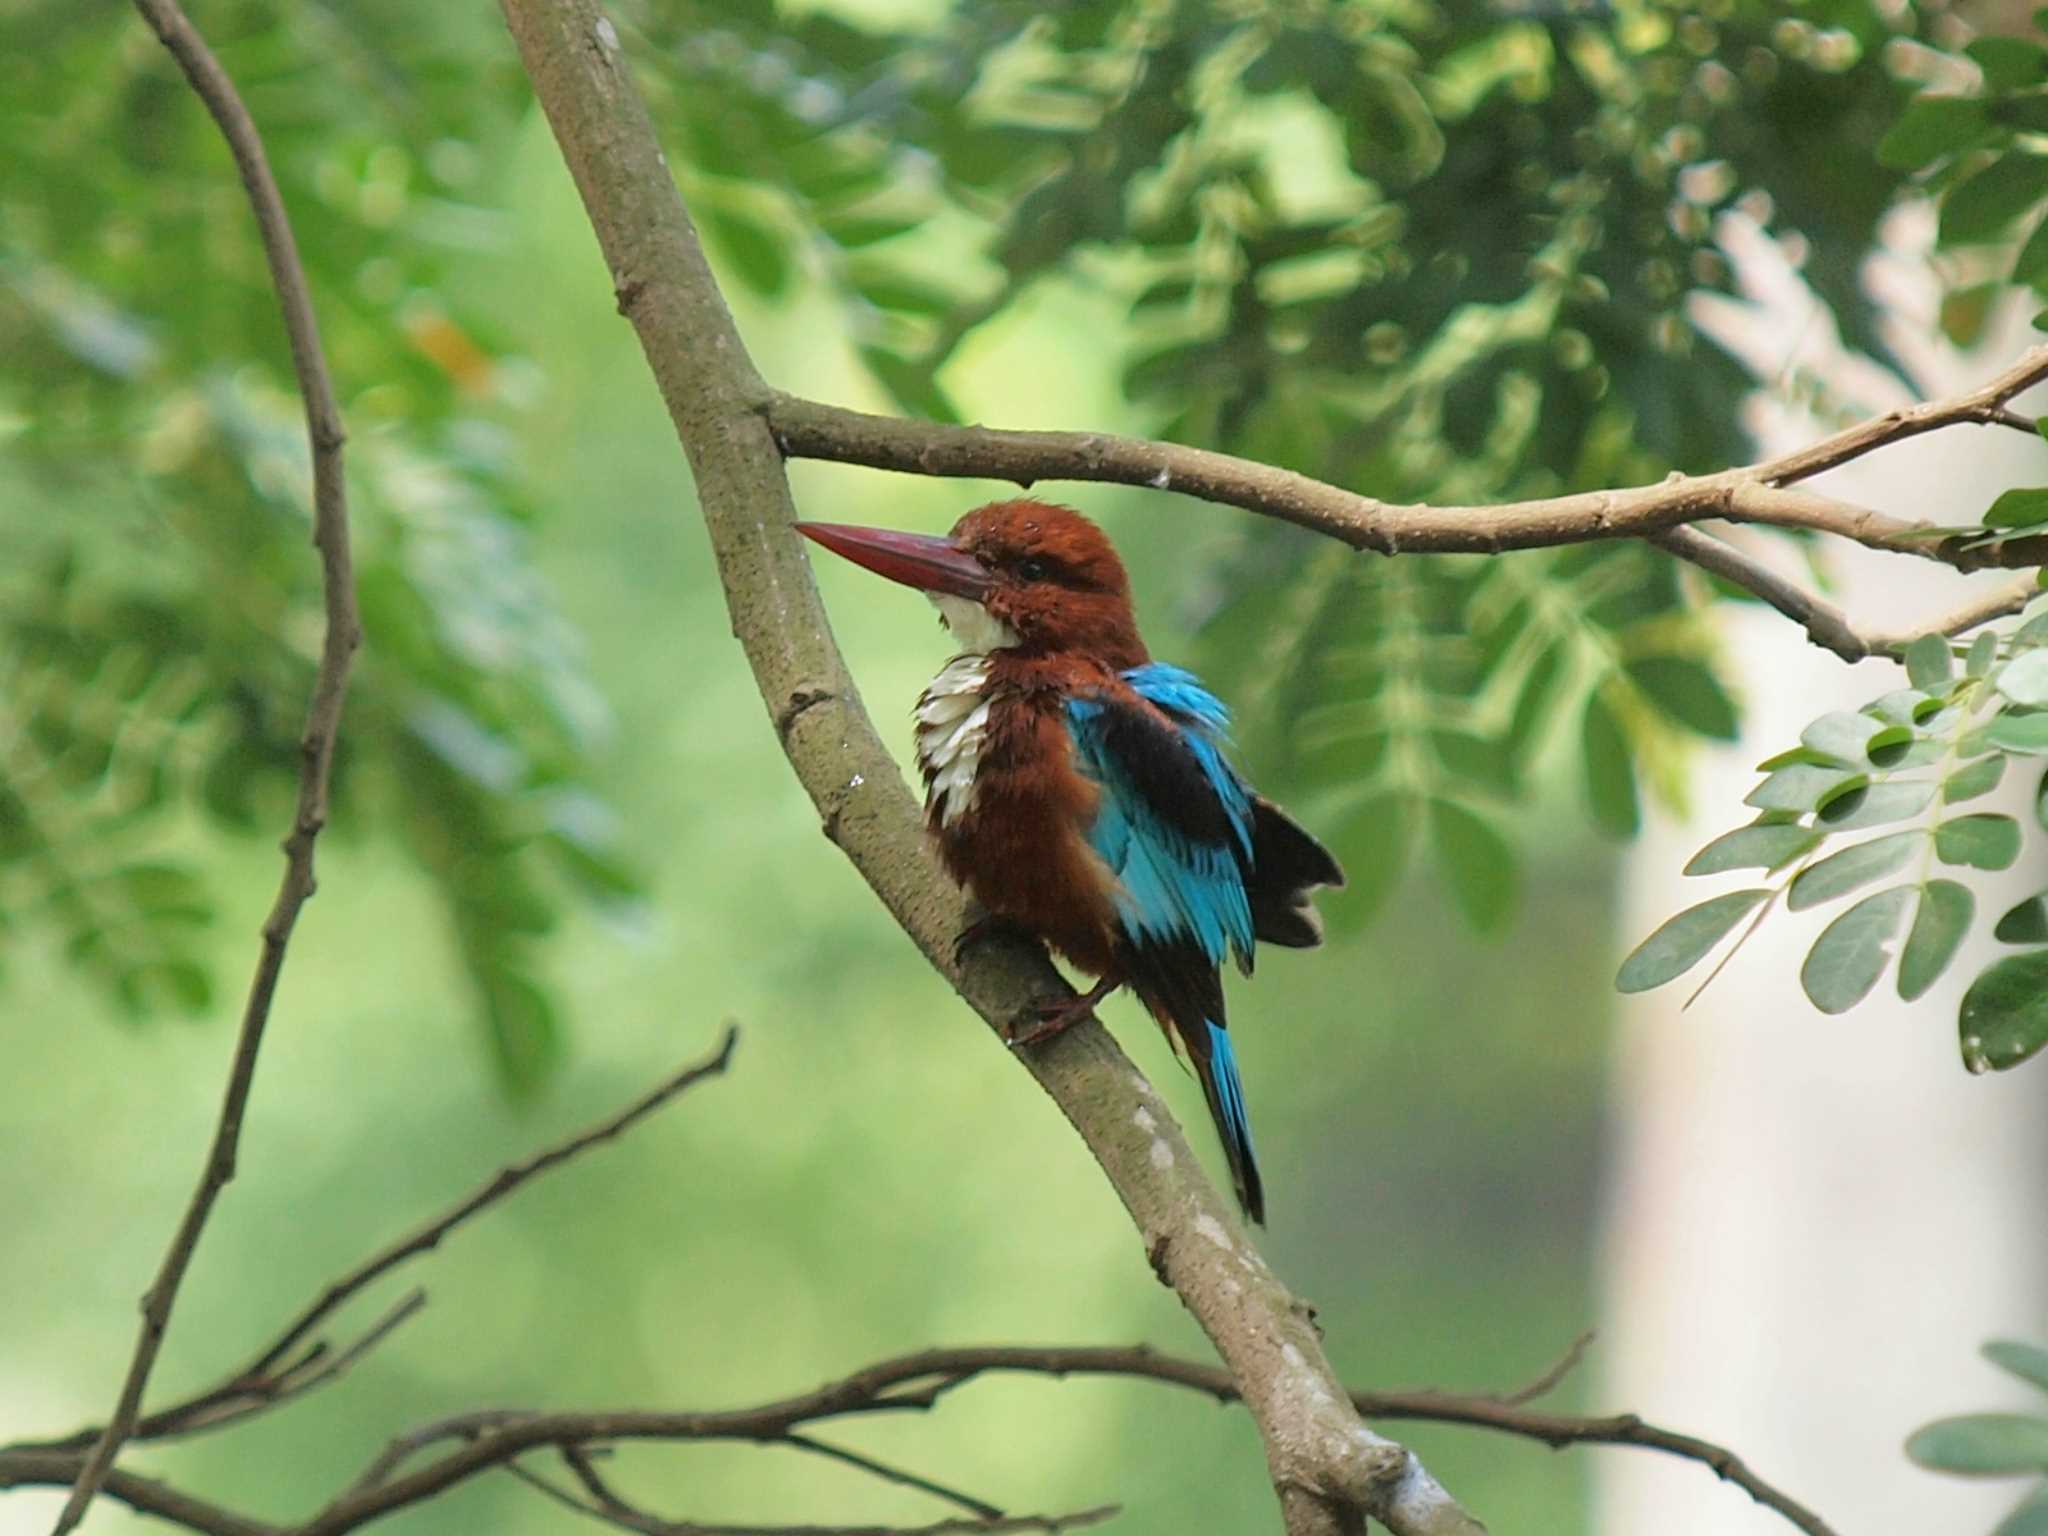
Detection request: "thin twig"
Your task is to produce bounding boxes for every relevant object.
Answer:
[1495,1329,1596,1407]
[241,1024,739,1381]
[53,2,362,1529]
[503,1458,1117,1536]
[1649,527,1870,662]
[782,1434,1004,1521]
[22,1030,739,1462]
[0,1341,1840,1536]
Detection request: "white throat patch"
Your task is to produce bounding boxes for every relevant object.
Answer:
[915,654,993,827]
[930,594,1020,655]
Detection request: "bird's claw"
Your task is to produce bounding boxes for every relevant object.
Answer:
[1006,995,1092,1050]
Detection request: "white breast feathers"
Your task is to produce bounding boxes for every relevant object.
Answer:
[915,654,993,827]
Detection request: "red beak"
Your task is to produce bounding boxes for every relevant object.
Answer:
[796,521,992,601]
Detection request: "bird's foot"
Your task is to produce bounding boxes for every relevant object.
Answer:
[1006,976,1120,1050]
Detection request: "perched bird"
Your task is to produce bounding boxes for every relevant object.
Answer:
[797,500,1343,1223]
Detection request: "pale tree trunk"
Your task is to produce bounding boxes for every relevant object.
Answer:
[1599,216,2048,1536]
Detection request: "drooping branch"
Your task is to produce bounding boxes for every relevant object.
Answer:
[51,1,363,1530]
[493,2,1480,1532]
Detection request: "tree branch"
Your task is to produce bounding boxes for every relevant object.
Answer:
[493,3,1481,1532]
[765,349,2048,608]
[0,1341,1837,1536]
[20,1029,739,1460]
[52,2,363,1529]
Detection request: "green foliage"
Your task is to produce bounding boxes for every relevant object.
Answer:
[0,1,639,1084]
[1886,23,2048,344]
[1619,601,2048,1071]
[1911,1340,2048,1536]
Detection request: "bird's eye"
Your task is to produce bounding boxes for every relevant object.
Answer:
[1017,557,1050,582]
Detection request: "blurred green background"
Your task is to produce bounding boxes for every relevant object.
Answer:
[3,0,1992,1531]
[3,105,1611,1536]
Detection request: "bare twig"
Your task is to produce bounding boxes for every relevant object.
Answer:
[504,1456,1117,1536]
[1495,1329,1597,1407]
[239,1023,739,1382]
[52,2,362,1529]
[0,1341,1838,1536]
[1648,528,1871,662]
[782,1434,1004,1521]
[19,1030,738,1461]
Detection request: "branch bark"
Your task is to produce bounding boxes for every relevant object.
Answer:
[0,1339,1836,1536]
[53,1,362,1529]
[766,351,2048,577]
[493,2,1481,1531]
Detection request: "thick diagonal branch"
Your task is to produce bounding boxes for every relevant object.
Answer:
[492,2,1481,1532]
[52,1,362,1530]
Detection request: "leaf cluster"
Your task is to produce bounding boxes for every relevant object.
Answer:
[0,1,639,1088]
[1909,1340,2048,1536]
[1622,615,2048,1074]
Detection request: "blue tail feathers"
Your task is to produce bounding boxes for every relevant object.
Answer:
[1202,1021,1265,1224]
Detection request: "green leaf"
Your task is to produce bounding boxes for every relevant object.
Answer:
[1617,889,1770,994]
[1998,895,2048,944]
[1817,780,1937,829]
[1684,821,1821,877]
[1800,886,1913,1014]
[1994,93,2048,134]
[1800,710,1884,764]
[1946,754,2009,803]
[1962,950,2048,1071]
[1970,631,2001,678]
[2018,214,2048,290]
[1747,763,1864,813]
[1992,712,2048,754]
[1971,37,2048,91]
[1626,656,1738,740]
[1878,95,1990,170]
[1581,692,1639,836]
[1906,633,1955,689]
[1429,799,1517,933]
[1871,689,1937,726]
[480,969,563,1098]
[2002,649,2048,707]
[1900,880,1974,1001]
[1994,1488,2048,1536]
[1987,1340,2048,1395]
[1867,725,1916,767]
[1941,152,2048,246]
[1788,832,1921,912]
[1987,488,2048,529]
[1936,813,2023,870]
[697,205,792,297]
[1326,792,1418,933]
[1907,1413,2048,1474]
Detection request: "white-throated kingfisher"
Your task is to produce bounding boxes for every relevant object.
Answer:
[797,501,1344,1224]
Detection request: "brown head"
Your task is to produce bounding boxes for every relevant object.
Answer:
[797,499,1148,668]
